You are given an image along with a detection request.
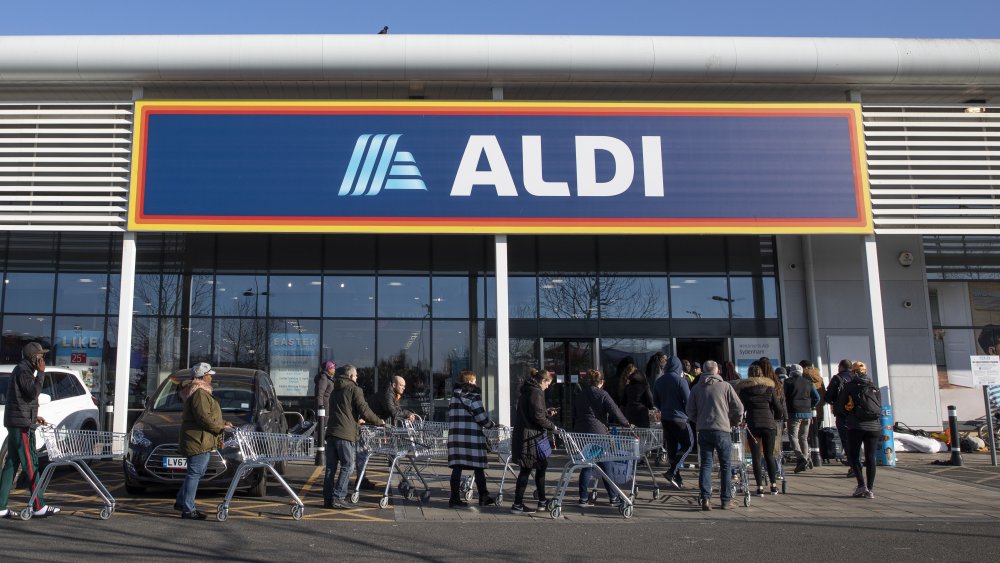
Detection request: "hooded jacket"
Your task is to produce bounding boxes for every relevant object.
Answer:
[325,373,383,442]
[784,369,820,418]
[686,372,744,433]
[652,356,690,422]
[314,369,336,411]
[733,376,785,431]
[3,358,44,429]
[178,378,226,456]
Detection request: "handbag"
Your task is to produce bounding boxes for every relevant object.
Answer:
[535,431,553,460]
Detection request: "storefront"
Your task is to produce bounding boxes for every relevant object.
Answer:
[2,35,999,431]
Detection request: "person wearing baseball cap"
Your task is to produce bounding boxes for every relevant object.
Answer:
[0,342,60,518]
[175,362,231,520]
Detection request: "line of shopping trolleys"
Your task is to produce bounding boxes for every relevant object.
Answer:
[19,419,790,521]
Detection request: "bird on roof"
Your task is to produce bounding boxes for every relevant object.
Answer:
[378,26,389,35]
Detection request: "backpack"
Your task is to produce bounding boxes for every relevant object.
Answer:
[848,379,882,421]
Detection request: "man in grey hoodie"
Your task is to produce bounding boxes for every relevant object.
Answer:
[686,360,744,511]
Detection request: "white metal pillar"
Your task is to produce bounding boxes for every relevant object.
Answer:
[495,235,511,425]
[863,235,892,403]
[802,236,824,372]
[113,232,137,433]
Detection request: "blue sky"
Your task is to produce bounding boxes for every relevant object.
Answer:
[0,0,996,38]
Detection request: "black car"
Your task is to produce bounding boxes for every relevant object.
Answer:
[123,367,288,496]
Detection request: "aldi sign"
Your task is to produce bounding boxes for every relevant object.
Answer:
[129,101,871,234]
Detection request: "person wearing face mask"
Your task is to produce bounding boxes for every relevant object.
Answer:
[0,342,61,518]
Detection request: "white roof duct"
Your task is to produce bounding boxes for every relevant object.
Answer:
[1,35,999,85]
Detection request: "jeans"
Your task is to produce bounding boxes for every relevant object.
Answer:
[697,430,732,503]
[788,418,811,462]
[323,437,356,502]
[747,426,778,488]
[175,451,211,513]
[355,443,369,478]
[579,463,617,502]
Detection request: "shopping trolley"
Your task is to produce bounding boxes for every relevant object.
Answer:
[356,419,449,508]
[457,425,513,505]
[21,426,125,520]
[582,427,663,502]
[730,426,752,507]
[549,429,641,519]
[215,429,314,521]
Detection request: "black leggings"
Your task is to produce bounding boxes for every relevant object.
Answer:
[747,426,778,488]
[449,466,488,500]
[847,428,879,490]
[514,459,548,505]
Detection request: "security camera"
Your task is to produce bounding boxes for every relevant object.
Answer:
[788,263,797,270]
[902,300,913,309]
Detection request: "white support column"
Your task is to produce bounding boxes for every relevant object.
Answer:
[802,236,824,372]
[495,235,511,425]
[113,232,137,433]
[863,235,892,403]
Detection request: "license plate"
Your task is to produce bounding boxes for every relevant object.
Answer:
[163,456,188,470]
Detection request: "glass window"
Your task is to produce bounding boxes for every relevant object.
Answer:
[217,234,267,270]
[430,320,472,420]
[431,276,470,318]
[268,275,321,318]
[482,276,496,319]
[161,273,183,317]
[321,319,375,391]
[214,318,268,370]
[433,236,486,273]
[267,318,320,397]
[6,233,57,271]
[106,274,119,316]
[128,316,182,408]
[53,371,85,399]
[727,237,765,275]
[539,275,600,319]
[189,274,213,316]
[4,273,55,313]
[763,277,778,318]
[324,275,375,318]
[670,276,730,319]
[377,319,430,418]
[508,276,537,319]
[132,274,161,316]
[1,315,52,364]
[58,234,112,272]
[538,236,596,272]
[599,276,668,319]
[214,275,267,317]
[53,316,106,391]
[730,277,755,319]
[188,317,213,365]
[56,273,110,314]
[508,236,536,274]
[377,276,429,318]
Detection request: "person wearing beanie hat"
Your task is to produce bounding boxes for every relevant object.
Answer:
[0,342,61,518]
[784,362,820,473]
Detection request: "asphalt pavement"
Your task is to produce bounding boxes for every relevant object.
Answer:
[1,452,998,561]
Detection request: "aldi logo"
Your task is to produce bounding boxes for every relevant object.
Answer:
[338,134,427,196]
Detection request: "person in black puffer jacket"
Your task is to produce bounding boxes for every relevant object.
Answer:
[734,364,786,496]
[573,369,631,508]
[622,371,654,428]
[835,362,882,500]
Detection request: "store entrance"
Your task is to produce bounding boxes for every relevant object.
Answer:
[675,338,729,375]
[541,339,595,430]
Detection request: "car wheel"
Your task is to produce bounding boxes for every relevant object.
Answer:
[247,471,267,498]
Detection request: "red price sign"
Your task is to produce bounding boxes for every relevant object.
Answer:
[70,352,87,364]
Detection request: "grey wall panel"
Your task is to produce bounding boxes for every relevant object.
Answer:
[814,280,871,329]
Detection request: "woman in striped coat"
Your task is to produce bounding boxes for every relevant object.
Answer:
[447,370,498,508]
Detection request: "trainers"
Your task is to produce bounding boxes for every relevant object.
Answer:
[851,485,867,498]
[793,459,808,474]
[701,498,712,511]
[510,503,533,515]
[863,489,875,499]
[329,498,349,509]
[0,508,13,519]
[448,498,469,508]
[34,505,61,517]
[721,500,733,510]
[535,501,549,512]
[610,497,623,508]
[180,510,207,520]
[360,479,380,491]
[479,495,498,507]
[577,498,593,508]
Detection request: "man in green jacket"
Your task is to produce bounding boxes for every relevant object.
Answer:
[175,363,232,520]
[323,365,384,509]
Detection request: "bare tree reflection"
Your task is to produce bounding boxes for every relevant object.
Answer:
[538,275,664,319]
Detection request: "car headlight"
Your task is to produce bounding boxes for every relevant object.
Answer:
[130,426,152,448]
